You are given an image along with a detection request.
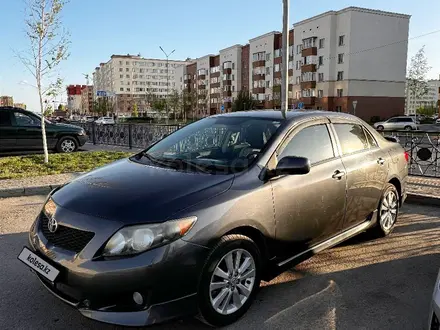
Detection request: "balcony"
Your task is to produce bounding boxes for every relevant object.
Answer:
[223,68,232,74]
[301,96,316,105]
[253,87,265,94]
[274,71,282,78]
[301,81,316,89]
[198,84,206,90]
[302,47,317,57]
[252,60,265,68]
[210,71,220,78]
[223,90,232,97]
[211,82,221,88]
[198,74,206,80]
[252,74,265,81]
[223,79,232,85]
[301,64,316,73]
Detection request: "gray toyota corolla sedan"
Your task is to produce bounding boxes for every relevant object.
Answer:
[18,110,408,327]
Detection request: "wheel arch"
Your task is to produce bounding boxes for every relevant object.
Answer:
[388,176,402,206]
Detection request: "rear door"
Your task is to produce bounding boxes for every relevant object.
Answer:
[11,110,43,150]
[385,118,399,130]
[330,120,388,229]
[271,119,347,251]
[0,110,17,151]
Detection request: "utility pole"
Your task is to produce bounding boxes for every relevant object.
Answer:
[281,0,289,119]
[160,46,175,124]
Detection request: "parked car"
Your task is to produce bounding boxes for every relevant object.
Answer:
[80,116,96,123]
[436,117,440,125]
[18,111,408,327]
[0,106,87,153]
[373,116,418,131]
[95,116,115,125]
[429,269,440,329]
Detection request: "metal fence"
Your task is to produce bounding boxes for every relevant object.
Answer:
[384,131,440,178]
[77,123,182,149]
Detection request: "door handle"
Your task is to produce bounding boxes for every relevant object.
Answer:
[332,170,345,180]
[377,158,385,165]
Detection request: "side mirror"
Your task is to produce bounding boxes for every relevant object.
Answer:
[275,156,311,176]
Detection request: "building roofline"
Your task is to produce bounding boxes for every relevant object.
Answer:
[249,31,280,43]
[110,54,188,63]
[294,6,410,26]
[219,44,243,52]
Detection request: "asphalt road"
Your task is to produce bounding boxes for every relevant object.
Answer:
[1,196,439,330]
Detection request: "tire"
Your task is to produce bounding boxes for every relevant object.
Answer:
[376,125,384,131]
[404,126,412,131]
[197,234,262,327]
[56,136,78,153]
[369,183,399,238]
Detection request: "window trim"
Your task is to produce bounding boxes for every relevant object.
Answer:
[272,119,338,168]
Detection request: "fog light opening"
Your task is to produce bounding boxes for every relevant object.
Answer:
[133,292,144,305]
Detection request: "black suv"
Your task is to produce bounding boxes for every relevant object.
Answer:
[0,107,87,153]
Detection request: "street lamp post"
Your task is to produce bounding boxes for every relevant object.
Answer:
[159,46,175,124]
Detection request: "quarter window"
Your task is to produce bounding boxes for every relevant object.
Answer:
[364,128,378,148]
[279,125,334,164]
[333,123,369,155]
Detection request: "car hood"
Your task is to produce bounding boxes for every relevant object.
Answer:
[51,158,234,224]
[52,122,83,130]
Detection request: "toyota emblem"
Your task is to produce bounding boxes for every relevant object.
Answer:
[47,216,58,233]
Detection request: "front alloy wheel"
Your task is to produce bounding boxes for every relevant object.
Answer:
[209,248,256,315]
[198,234,261,327]
[61,139,76,153]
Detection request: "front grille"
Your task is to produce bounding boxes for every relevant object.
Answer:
[432,312,440,330]
[40,213,95,253]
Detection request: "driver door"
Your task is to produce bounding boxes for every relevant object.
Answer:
[270,119,347,254]
[11,111,43,150]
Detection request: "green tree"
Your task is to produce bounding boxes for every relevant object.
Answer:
[16,0,70,163]
[407,46,431,115]
[57,103,66,112]
[43,105,53,117]
[132,103,139,117]
[168,90,182,121]
[232,90,257,112]
[152,98,166,122]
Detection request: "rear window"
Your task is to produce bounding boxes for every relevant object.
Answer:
[333,123,369,155]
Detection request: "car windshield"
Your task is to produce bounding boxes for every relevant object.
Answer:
[133,116,281,173]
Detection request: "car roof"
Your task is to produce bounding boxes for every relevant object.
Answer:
[210,110,359,122]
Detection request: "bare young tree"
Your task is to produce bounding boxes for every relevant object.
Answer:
[17,0,70,163]
[407,46,431,112]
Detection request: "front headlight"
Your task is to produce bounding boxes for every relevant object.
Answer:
[103,216,197,256]
[78,129,86,136]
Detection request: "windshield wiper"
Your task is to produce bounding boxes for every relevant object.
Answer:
[174,158,211,174]
[141,152,175,168]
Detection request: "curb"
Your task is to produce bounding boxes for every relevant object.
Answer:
[0,184,62,198]
[405,193,440,207]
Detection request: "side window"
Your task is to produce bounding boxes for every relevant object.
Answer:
[0,111,11,126]
[387,118,398,123]
[278,125,334,165]
[13,112,40,127]
[333,123,369,155]
[364,128,378,148]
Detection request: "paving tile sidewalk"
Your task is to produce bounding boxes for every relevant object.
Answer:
[407,176,440,197]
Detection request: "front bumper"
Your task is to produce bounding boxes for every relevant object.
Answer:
[27,207,210,326]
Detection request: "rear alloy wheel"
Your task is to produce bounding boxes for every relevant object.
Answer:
[198,235,261,327]
[377,125,384,131]
[56,136,78,153]
[370,183,399,237]
[404,125,412,131]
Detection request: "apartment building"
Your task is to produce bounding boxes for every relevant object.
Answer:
[66,85,85,113]
[292,7,410,119]
[13,103,27,109]
[405,78,440,115]
[174,6,410,120]
[0,96,13,107]
[93,54,190,114]
[80,85,94,114]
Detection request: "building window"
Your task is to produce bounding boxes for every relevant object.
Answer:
[318,56,323,66]
[337,89,343,97]
[126,88,131,91]
[274,49,281,57]
[318,90,323,98]
[266,67,271,75]
[266,53,271,61]
[337,71,344,81]
[253,52,265,61]
[119,74,123,78]
[232,86,235,91]
[318,73,324,82]
[303,38,316,48]
[120,88,124,91]
[296,44,303,54]
[119,68,123,72]
[339,35,345,46]
[296,76,300,84]
[296,61,301,70]
[319,38,325,49]
[126,61,130,65]
[274,64,280,72]
[232,63,235,69]
[338,53,344,64]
